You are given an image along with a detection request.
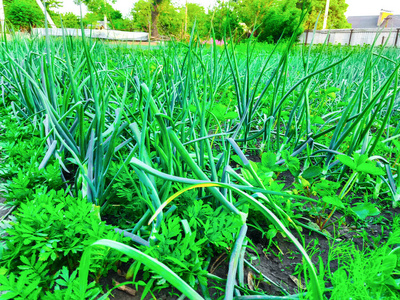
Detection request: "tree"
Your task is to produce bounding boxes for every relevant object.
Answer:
[59,12,80,28]
[209,1,241,40]
[186,3,209,38]
[5,0,44,30]
[237,0,272,32]
[107,9,123,30]
[111,18,133,31]
[130,1,210,39]
[131,0,188,38]
[304,0,350,30]
[257,0,303,42]
[46,0,62,10]
[82,11,101,27]
[150,0,164,38]
[131,0,184,37]
[78,0,130,30]
[217,0,306,43]
[131,0,151,32]
[109,9,122,20]
[158,1,184,37]
[77,0,117,29]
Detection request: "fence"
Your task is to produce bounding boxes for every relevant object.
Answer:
[299,28,400,47]
[32,28,149,41]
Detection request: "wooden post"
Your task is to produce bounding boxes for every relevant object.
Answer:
[395,28,400,47]
[348,29,353,45]
[382,35,385,45]
[327,32,330,45]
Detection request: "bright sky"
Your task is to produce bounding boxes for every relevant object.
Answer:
[345,0,400,16]
[56,0,400,18]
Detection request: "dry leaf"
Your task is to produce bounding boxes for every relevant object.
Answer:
[289,275,306,290]
[113,279,137,296]
[247,271,255,291]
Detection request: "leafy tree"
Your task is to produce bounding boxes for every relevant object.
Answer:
[109,9,122,20]
[59,12,80,28]
[82,12,102,27]
[131,0,188,38]
[77,0,128,30]
[304,0,350,30]
[131,0,184,37]
[5,0,44,30]
[150,0,165,38]
[237,0,272,32]
[131,0,151,31]
[45,0,62,10]
[186,3,209,38]
[76,0,118,29]
[209,1,241,40]
[158,1,184,38]
[112,18,134,31]
[86,0,115,17]
[257,0,303,43]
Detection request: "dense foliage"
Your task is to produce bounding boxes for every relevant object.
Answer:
[304,0,351,30]
[2,0,350,41]
[0,17,398,300]
[4,0,44,31]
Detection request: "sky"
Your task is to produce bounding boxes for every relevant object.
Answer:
[56,0,400,18]
[345,0,400,16]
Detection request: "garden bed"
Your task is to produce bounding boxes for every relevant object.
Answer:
[0,33,399,300]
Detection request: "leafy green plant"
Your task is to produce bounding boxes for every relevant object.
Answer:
[303,179,343,231]
[329,229,400,298]
[0,272,42,300]
[144,217,208,287]
[42,267,102,300]
[0,189,128,293]
[79,239,204,300]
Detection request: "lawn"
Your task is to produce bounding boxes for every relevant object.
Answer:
[0,33,399,300]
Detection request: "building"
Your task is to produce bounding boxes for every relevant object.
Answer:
[347,10,400,29]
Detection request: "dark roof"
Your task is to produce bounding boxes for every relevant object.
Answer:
[347,15,400,28]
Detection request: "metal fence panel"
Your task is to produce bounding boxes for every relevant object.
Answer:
[300,28,400,47]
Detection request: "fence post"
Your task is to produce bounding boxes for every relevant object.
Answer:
[348,29,353,45]
[395,28,400,47]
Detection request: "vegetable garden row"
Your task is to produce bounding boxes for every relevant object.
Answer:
[0,30,399,299]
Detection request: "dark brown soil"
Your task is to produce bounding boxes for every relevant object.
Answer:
[97,266,181,300]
